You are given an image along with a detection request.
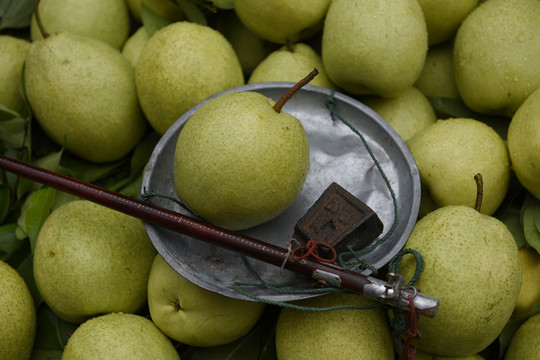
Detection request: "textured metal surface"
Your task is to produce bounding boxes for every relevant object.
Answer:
[141,82,421,302]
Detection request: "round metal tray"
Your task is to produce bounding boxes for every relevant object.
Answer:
[142,83,421,302]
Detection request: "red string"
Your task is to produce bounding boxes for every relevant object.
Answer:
[402,294,420,360]
[290,240,337,263]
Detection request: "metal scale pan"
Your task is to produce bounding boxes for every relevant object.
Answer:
[142,82,421,302]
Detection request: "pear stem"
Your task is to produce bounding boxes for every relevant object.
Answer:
[474,173,483,212]
[34,0,50,39]
[273,68,319,113]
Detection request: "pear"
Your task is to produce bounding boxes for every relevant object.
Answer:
[147,254,265,347]
[361,87,437,141]
[121,26,150,68]
[417,0,478,45]
[504,313,540,359]
[248,43,336,89]
[453,0,540,116]
[415,350,485,360]
[0,261,36,360]
[406,118,510,216]
[0,36,30,111]
[234,0,331,44]
[399,205,522,356]
[512,246,540,319]
[174,89,310,230]
[135,21,244,135]
[24,31,146,163]
[507,86,540,199]
[62,313,180,359]
[31,0,130,49]
[275,293,394,360]
[125,0,184,23]
[415,42,460,99]
[322,0,428,98]
[33,200,156,324]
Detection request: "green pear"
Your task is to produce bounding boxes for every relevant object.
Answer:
[417,0,478,45]
[248,43,336,89]
[234,0,331,44]
[135,21,244,135]
[415,350,485,360]
[504,313,540,359]
[62,313,180,359]
[507,86,540,199]
[33,200,156,324]
[415,42,460,99]
[0,261,36,360]
[174,90,310,230]
[512,246,540,319]
[275,293,394,360]
[453,0,540,116]
[24,31,146,163]
[406,118,510,216]
[121,26,150,68]
[0,36,30,111]
[399,205,522,356]
[361,87,437,141]
[322,0,428,98]
[147,254,265,347]
[216,10,276,77]
[125,0,184,23]
[31,0,130,49]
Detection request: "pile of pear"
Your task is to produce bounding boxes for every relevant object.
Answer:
[1,0,540,359]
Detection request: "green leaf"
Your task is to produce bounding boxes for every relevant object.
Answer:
[34,303,78,351]
[17,253,43,308]
[141,2,172,36]
[0,184,10,222]
[501,212,527,248]
[0,0,34,30]
[60,155,127,183]
[30,349,64,360]
[0,103,28,149]
[521,193,540,253]
[175,0,208,25]
[16,187,56,251]
[213,0,234,9]
[0,223,25,261]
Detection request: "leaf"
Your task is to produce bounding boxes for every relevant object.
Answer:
[521,193,540,253]
[0,223,25,261]
[17,253,43,308]
[213,0,234,9]
[0,184,10,222]
[60,155,127,183]
[175,0,208,25]
[0,103,28,149]
[34,303,78,351]
[29,349,64,360]
[501,212,527,248]
[0,0,34,30]
[534,198,540,233]
[141,2,172,36]
[16,187,56,251]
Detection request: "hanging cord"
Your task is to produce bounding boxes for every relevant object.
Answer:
[326,89,400,272]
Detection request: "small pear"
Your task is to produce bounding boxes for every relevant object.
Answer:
[125,0,184,23]
[234,0,331,44]
[24,31,146,163]
[512,246,540,319]
[136,21,244,135]
[322,0,427,98]
[415,42,460,99]
[0,36,30,111]
[31,0,130,49]
[504,313,540,359]
[248,43,336,89]
[121,26,150,68]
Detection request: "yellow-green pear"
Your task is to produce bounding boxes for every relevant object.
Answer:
[504,313,540,359]
[248,43,336,89]
[417,0,478,45]
[147,254,265,347]
[121,26,150,68]
[361,87,437,141]
[234,0,331,44]
[62,313,180,360]
[453,0,540,116]
[0,261,36,360]
[322,0,428,98]
[125,0,183,23]
[512,247,540,319]
[31,0,130,49]
[136,21,244,135]
[33,200,156,324]
[415,350,485,360]
[0,36,30,111]
[406,118,510,216]
[24,31,146,163]
[507,86,540,199]
[276,293,394,360]
[174,91,310,230]
[399,205,522,356]
[415,42,460,99]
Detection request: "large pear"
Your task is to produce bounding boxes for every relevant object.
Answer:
[322,0,427,98]
[136,21,244,135]
[24,31,146,163]
[174,91,310,231]
[0,36,30,111]
[399,205,522,356]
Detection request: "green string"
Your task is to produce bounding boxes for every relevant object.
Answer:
[140,187,191,213]
[387,248,424,286]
